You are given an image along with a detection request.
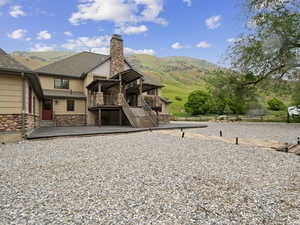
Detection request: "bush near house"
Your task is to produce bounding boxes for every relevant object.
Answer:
[267,98,286,111]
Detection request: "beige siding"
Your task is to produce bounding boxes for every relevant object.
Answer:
[39,75,83,92]
[0,75,22,114]
[53,99,86,115]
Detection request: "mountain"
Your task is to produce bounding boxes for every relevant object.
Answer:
[11,51,221,115]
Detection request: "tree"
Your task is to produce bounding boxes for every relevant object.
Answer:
[229,0,300,85]
[267,98,286,111]
[184,90,213,115]
[207,70,258,114]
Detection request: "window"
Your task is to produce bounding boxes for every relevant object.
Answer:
[67,99,75,112]
[54,78,69,89]
[28,86,32,113]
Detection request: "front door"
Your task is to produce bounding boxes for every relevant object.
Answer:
[42,99,53,120]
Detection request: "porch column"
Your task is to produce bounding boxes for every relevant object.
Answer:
[96,82,104,106]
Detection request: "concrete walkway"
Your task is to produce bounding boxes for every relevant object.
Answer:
[27,123,207,139]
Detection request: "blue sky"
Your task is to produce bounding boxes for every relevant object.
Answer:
[0,0,247,64]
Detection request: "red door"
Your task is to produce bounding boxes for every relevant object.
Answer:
[42,99,53,120]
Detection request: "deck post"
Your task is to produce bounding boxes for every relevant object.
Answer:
[98,109,102,127]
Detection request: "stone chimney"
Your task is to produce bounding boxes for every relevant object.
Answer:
[110,34,124,77]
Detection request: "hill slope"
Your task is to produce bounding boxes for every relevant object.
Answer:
[11,51,220,114]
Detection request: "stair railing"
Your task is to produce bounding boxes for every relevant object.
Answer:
[120,94,139,127]
[143,99,159,127]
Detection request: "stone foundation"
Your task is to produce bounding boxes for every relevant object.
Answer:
[0,114,22,132]
[0,114,40,132]
[54,114,86,127]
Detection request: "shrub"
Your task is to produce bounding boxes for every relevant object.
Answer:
[184,90,213,115]
[267,98,286,111]
[175,96,182,101]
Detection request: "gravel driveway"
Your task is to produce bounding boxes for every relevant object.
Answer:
[187,122,300,144]
[0,128,299,224]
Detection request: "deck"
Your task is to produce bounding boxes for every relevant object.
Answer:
[26,123,208,139]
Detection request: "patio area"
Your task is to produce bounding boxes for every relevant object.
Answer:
[27,123,208,139]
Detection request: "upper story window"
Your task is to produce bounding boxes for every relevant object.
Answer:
[54,78,69,89]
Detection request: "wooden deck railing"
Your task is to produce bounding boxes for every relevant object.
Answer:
[89,93,120,108]
[143,95,161,108]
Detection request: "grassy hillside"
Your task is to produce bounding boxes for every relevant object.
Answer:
[126,55,217,114]
[11,51,76,69]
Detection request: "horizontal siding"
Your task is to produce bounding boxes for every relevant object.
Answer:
[39,75,83,92]
[53,99,86,115]
[0,75,22,114]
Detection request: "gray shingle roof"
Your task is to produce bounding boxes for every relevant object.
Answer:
[0,48,29,71]
[36,52,110,78]
[36,51,163,87]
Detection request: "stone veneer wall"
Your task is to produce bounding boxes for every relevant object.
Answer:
[0,114,40,132]
[54,114,86,127]
[110,34,124,77]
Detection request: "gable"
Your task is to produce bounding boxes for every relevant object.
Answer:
[89,58,131,78]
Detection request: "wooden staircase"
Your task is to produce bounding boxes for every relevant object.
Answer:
[120,95,158,128]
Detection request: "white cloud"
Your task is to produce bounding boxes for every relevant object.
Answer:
[30,44,56,52]
[90,47,155,55]
[69,0,167,26]
[62,36,111,51]
[125,47,155,55]
[62,35,155,55]
[25,37,32,41]
[171,42,183,49]
[205,15,221,29]
[64,31,73,37]
[196,41,211,48]
[116,25,148,35]
[37,30,52,40]
[10,5,26,18]
[8,29,27,39]
[0,0,10,7]
[183,0,192,6]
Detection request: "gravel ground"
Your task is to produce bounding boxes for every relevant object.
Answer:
[0,130,299,224]
[185,122,300,144]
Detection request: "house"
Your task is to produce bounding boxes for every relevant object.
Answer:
[0,34,171,134]
[0,49,43,133]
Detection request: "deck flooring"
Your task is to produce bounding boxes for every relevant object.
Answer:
[27,123,207,139]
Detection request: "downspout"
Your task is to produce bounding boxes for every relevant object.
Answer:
[21,72,26,136]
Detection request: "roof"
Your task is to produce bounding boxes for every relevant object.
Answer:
[36,52,110,78]
[0,48,29,71]
[143,75,164,88]
[160,96,172,104]
[43,89,86,99]
[0,49,43,99]
[111,69,143,84]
